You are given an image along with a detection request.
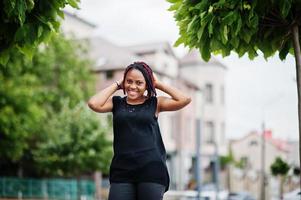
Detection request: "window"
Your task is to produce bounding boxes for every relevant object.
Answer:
[205,121,215,144]
[249,140,258,146]
[205,83,213,103]
[105,70,114,79]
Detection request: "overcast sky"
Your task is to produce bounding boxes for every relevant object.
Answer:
[66,0,298,140]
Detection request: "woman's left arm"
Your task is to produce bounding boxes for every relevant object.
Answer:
[154,75,191,113]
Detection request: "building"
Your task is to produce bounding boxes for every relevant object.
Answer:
[180,50,227,186]
[61,11,96,38]
[229,130,290,199]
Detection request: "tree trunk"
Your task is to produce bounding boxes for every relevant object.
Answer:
[291,24,301,182]
[279,176,285,200]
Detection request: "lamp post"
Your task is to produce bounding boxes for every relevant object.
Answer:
[259,94,284,200]
[260,122,266,200]
[195,90,203,200]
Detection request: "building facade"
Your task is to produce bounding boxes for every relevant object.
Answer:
[229,131,290,199]
[180,50,227,186]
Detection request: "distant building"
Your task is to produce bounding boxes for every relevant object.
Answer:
[61,11,96,38]
[287,140,299,168]
[180,50,227,185]
[229,130,290,199]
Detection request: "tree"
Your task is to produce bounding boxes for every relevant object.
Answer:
[167,0,301,167]
[270,157,290,199]
[0,34,112,177]
[219,152,234,191]
[33,101,112,177]
[0,0,79,64]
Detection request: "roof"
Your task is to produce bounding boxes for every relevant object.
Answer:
[180,49,227,69]
[127,41,177,58]
[231,131,290,152]
[88,37,141,71]
[63,10,96,28]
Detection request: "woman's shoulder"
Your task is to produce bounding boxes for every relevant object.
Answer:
[112,96,124,104]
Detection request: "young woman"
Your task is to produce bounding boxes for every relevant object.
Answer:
[88,61,191,200]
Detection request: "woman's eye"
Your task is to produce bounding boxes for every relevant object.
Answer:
[127,80,133,84]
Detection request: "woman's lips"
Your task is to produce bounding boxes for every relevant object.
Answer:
[128,90,138,96]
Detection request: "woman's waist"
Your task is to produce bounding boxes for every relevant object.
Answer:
[113,146,156,157]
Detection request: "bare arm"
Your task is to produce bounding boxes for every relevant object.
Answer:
[154,74,191,114]
[87,80,122,113]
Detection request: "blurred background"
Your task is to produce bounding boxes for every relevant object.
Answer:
[0,0,299,200]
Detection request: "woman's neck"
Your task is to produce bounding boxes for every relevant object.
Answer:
[126,96,147,105]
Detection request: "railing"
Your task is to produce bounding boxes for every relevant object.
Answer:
[0,177,95,200]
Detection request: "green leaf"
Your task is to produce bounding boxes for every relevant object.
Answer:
[222,11,236,26]
[208,17,215,37]
[37,26,43,38]
[279,0,292,18]
[220,25,228,44]
[17,44,34,59]
[174,36,184,47]
[221,47,231,57]
[248,48,258,60]
[230,37,239,49]
[241,29,252,44]
[279,41,291,60]
[187,15,199,33]
[199,35,211,61]
[0,50,10,65]
[57,10,65,19]
[234,15,242,36]
[195,0,209,11]
[197,25,206,40]
[67,0,79,9]
[223,26,228,41]
[17,1,26,25]
[26,0,35,11]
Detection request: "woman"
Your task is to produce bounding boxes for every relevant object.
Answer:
[88,61,191,200]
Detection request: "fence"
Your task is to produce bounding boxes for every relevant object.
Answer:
[0,177,95,200]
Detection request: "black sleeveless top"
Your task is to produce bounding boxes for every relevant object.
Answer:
[110,96,170,192]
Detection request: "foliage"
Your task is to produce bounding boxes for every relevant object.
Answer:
[0,0,79,64]
[219,150,234,170]
[0,34,112,177]
[270,157,290,176]
[270,157,290,199]
[234,157,248,169]
[167,0,301,61]
[33,102,112,176]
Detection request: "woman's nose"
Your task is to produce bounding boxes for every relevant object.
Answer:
[129,84,136,89]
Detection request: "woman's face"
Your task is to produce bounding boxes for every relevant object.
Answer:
[124,69,147,101]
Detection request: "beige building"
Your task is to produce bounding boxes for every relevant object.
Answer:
[180,50,227,187]
[61,11,96,38]
[229,131,290,199]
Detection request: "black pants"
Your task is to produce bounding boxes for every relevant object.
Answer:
[108,182,165,200]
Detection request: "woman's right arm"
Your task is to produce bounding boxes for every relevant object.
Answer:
[87,80,122,113]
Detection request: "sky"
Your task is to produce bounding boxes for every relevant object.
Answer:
[66,0,298,140]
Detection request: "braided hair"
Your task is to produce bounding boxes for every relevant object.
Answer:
[122,61,157,98]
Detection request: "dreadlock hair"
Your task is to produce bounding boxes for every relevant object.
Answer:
[122,61,157,98]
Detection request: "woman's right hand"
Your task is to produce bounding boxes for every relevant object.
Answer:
[117,78,124,89]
